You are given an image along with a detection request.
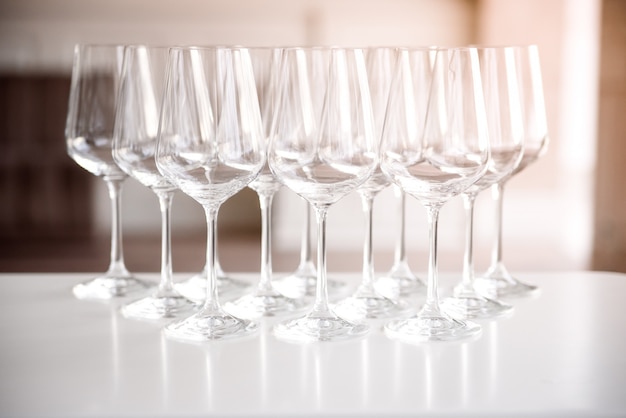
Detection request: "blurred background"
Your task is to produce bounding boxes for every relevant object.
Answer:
[0,0,623,275]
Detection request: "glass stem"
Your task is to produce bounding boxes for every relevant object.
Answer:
[394,186,408,266]
[360,192,376,290]
[104,176,129,277]
[257,191,275,293]
[298,199,314,269]
[423,204,442,314]
[491,182,505,268]
[312,205,331,315]
[202,205,221,313]
[462,193,477,290]
[157,190,175,295]
[214,225,225,278]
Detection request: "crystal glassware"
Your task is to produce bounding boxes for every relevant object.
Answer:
[223,47,308,319]
[374,47,434,299]
[333,47,411,321]
[269,47,377,342]
[156,46,265,341]
[381,47,488,343]
[474,45,549,299]
[441,46,525,320]
[112,45,197,320]
[65,44,152,300]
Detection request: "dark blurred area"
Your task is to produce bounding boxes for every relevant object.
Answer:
[0,75,97,271]
[0,74,262,273]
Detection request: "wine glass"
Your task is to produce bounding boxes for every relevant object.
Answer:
[269,47,376,342]
[441,46,524,320]
[156,46,265,341]
[333,47,411,321]
[474,45,549,299]
[374,47,434,299]
[381,47,488,343]
[223,47,308,319]
[65,44,152,300]
[112,45,197,320]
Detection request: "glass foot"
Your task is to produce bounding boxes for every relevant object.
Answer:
[164,309,258,342]
[474,264,539,299]
[223,289,309,319]
[273,310,369,343]
[175,273,250,302]
[440,291,513,320]
[120,293,198,321]
[333,287,413,322]
[72,276,152,301]
[384,307,481,343]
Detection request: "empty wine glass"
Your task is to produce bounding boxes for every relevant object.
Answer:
[381,47,488,343]
[66,44,152,300]
[112,45,197,320]
[333,47,411,321]
[374,47,434,299]
[156,46,265,341]
[223,47,308,319]
[269,47,376,342]
[441,46,524,320]
[474,45,549,299]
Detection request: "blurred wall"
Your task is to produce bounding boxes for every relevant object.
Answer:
[0,0,478,240]
[274,0,601,273]
[0,0,476,70]
[0,0,603,273]
[469,0,600,272]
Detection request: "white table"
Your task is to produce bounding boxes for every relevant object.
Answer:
[1,271,625,417]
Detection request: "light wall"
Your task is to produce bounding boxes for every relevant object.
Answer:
[472,0,600,271]
[0,0,476,71]
[274,0,601,273]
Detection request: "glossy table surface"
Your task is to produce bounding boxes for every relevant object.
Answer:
[1,271,625,417]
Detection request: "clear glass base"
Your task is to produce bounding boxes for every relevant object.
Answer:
[223,288,309,319]
[273,309,369,343]
[474,263,539,299]
[384,306,481,343]
[120,292,198,321]
[164,308,258,342]
[72,276,152,301]
[175,273,250,303]
[440,286,514,320]
[375,262,426,298]
[332,286,413,322]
